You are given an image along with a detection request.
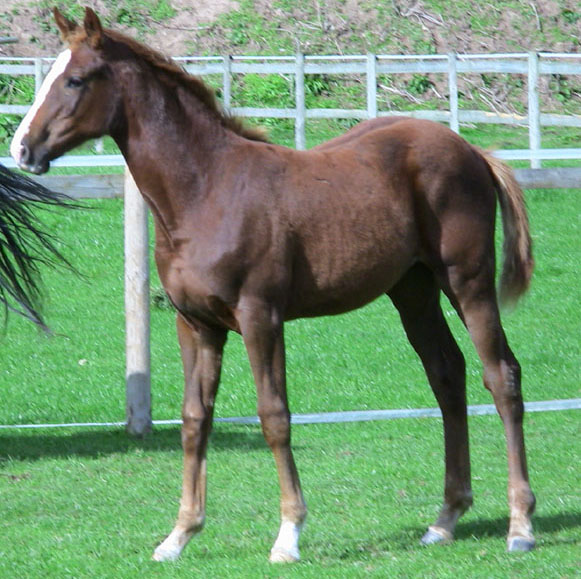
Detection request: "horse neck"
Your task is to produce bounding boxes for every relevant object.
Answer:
[112,59,232,223]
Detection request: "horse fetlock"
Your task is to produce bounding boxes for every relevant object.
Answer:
[432,492,471,536]
[452,489,474,514]
[177,509,205,534]
[510,486,536,515]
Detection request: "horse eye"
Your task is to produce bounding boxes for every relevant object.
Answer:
[66,76,84,89]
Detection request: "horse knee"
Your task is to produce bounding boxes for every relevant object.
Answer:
[181,409,212,452]
[258,403,291,448]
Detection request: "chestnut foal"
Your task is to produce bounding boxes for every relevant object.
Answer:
[11,7,536,562]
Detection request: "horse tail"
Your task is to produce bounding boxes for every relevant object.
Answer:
[0,164,75,330]
[478,149,534,308]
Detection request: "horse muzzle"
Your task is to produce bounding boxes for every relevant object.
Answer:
[14,143,50,175]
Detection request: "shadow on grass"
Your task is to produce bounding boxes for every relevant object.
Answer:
[309,512,581,562]
[455,512,581,541]
[387,512,581,552]
[0,423,267,462]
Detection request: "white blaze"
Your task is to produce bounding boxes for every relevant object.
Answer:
[10,49,72,165]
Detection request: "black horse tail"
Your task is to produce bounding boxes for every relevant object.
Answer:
[0,164,75,331]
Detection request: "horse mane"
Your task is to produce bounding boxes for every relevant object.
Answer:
[100,29,269,143]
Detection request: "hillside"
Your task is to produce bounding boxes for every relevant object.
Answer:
[1,0,579,58]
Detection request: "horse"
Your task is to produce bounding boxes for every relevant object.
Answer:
[10,7,536,562]
[0,163,72,330]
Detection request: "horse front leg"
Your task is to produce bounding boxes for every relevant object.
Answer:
[238,302,307,563]
[153,315,227,561]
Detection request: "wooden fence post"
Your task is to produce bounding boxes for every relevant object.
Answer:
[295,52,306,150]
[366,53,377,119]
[124,167,152,437]
[365,54,377,119]
[34,58,44,96]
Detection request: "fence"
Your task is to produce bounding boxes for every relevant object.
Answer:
[1,52,580,435]
[1,52,581,166]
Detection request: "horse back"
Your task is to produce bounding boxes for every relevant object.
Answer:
[279,119,498,317]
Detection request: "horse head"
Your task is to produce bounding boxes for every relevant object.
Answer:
[10,8,119,174]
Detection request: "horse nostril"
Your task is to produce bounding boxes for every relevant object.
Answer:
[19,144,31,165]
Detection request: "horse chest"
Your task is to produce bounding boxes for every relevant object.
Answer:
[155,246,243,331]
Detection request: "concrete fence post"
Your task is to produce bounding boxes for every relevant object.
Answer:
[124,167,152,437]
[448,52,459,134]
[295,52,306,150]
[528,52,541,169]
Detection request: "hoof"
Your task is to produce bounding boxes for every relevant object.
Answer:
[269,548,300,563]
[421,526,453,546]
[152,534,186,562]
[152,545,181,562]
[152,527,195,562]
[508,536,535,552]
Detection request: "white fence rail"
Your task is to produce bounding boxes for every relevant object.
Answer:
[2,52,580,435]
[1,52,581,167]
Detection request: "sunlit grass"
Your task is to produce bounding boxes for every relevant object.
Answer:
[0,412,579,577]
[0,126,578,575]
[0,183,578,425]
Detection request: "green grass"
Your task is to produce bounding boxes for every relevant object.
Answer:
[1,183,578,425]
[0,181,578,576]
[0,413,579,577]
[0,125,579,575]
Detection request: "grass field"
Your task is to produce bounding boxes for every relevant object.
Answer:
[1,137,580,575]
[0,414,579,577]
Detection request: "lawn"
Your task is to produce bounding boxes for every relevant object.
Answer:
[0,413,579,577]
[0,152,579,576]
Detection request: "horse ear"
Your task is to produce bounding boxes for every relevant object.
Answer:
[53,7,79,41]
[83,7,104,49]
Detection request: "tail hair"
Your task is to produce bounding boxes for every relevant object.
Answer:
[477,150,534,308]
[0,164,76,331]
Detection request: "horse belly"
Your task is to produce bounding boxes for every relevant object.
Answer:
[286,229,416,319]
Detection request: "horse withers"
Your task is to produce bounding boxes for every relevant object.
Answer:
[11,7,536,562]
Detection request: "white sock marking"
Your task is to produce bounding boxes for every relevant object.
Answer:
[271,519,302,561]
[10,49,72,164]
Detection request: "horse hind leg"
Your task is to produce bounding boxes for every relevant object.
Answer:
[388,264,473,546]
[440,260,536,552]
